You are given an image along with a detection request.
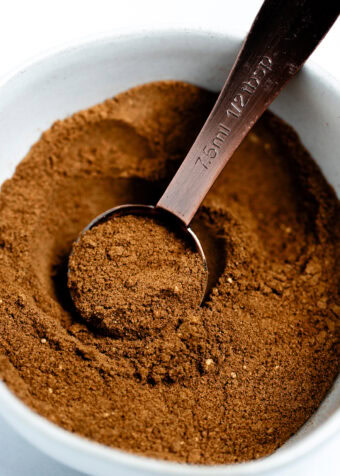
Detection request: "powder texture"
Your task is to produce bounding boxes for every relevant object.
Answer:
[0,81,339,464]
[68,214,206,338]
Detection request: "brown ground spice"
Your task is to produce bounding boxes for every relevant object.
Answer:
[0,80,339,464]
[68,214,206,339]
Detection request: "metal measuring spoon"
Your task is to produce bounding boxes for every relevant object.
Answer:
[70,0,339,304]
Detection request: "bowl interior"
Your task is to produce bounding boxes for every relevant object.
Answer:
[0,29,339,476]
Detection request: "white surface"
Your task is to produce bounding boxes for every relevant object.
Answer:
[0,0,339,82]
[0,2,339,476]
[0,0,340,79]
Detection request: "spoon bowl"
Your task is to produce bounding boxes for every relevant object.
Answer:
[72,203,209,305]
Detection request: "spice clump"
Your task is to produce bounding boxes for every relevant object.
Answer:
[68,214,206,338]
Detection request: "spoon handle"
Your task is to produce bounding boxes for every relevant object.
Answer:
[157,0,339,226]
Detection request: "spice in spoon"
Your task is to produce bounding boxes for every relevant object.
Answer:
[68,214,206,338]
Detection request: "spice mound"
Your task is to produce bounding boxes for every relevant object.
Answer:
[68,214,206,338]
[0,81,339,465]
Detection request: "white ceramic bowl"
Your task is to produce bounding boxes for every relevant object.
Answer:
[0,28,339,476]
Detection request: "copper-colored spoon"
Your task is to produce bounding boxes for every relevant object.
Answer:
[70,0,339,303]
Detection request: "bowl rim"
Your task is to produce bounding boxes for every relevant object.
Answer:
[0,25,339,476]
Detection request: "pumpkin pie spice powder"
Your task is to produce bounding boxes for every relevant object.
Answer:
[0,81,339,464]
[68,214,207,339]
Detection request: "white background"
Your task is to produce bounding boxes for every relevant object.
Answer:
[0,0,339,81]
[0,1,339,475]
